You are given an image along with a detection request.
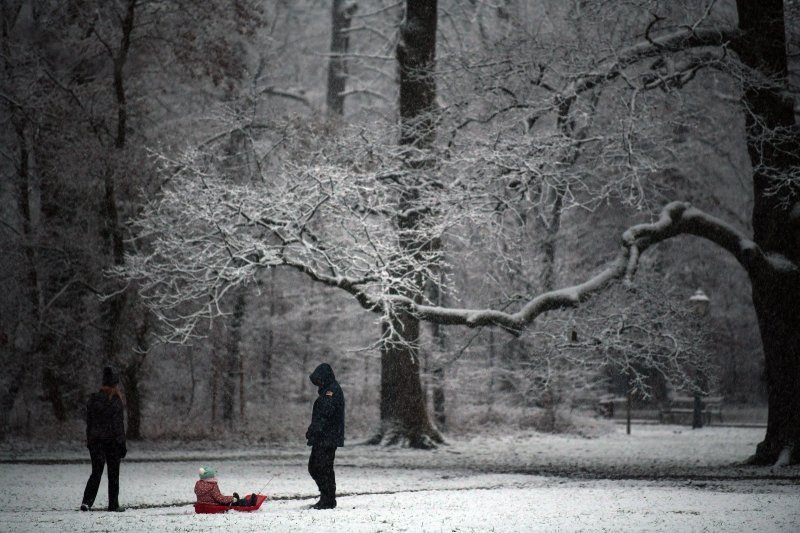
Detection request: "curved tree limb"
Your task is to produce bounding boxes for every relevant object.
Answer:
[568,26,739,97]
[369,201,773,333]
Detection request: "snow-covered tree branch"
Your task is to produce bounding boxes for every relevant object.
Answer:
[390,200,774,332]
[125,124,775,347]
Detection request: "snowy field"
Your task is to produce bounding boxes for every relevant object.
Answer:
[1,425,798,532]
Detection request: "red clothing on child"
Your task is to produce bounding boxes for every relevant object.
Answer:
[194,479,235,505]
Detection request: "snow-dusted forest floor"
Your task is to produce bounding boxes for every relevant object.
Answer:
[2,425,798,532]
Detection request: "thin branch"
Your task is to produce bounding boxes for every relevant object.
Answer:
[259,86,311,108]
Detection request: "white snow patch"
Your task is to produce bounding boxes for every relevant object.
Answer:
[1,426,798,532]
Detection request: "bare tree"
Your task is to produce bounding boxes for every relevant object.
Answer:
[123,0,800,463]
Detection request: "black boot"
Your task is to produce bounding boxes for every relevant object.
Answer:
[313,497,336,510]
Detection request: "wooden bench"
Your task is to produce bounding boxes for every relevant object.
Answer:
[659,395,723,425]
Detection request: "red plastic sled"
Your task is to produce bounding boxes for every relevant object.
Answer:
[194,494,267,514]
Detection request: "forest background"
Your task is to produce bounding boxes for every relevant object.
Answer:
[1,0,797,458]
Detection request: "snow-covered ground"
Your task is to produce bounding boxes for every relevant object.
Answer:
[2,425,798,532]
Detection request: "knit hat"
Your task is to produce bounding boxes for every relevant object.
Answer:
[102,366,119,386]
[198,466,216,480]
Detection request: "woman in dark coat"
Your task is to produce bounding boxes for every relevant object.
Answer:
[80,366,127,512]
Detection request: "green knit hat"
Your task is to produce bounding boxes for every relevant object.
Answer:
[198,466,216,480]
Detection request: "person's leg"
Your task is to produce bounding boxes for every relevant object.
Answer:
[105,441,122,510]
[308,446,324,494]
[318,447,337,507]
[230,494,258,507]
[82,444,106,509]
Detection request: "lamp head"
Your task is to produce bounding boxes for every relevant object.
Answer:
[689,288,710,316]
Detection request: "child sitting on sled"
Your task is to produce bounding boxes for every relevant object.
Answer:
[194,466,257,507]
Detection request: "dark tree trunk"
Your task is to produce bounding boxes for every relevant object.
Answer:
[734,0,800,464]
[122,317,148,440]
[262,329,273,399]
[221,353,235,424]
[326,0,356,116]
[428,270,447,431]
[187,347,196,415]
[42,367,66,422]
[431,366,446,430]
[540,187,564,292]
[0,361,24,440]
[398,0,437,148]
[122,362,143,439]
[751,275,800,464]
[211,357,218,425]
[373,318,442,447]
[5,119,41,428]
[102,0,136,361]
[222,294,246,425]
[370,0,442,448]
[262,271,276,399]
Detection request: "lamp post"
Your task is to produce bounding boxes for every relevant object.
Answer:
[689,289,710,316]
[689,289,710,429]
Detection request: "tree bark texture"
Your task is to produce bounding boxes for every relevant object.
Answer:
[371,0,442,448]
[222,294,246,425]
[398,0,437,147]
[102,1,135,363]
[326,0,356,116]
[122,362,142,440]
[734,0,800,464]
[375,318,441,447]
[6,119,42,427]
[428,270,447,431]
[122,317,148,440]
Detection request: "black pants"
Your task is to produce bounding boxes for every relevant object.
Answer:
[308,445,337,502]
[82,440,122,509]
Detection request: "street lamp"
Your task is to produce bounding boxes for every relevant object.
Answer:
[689,288,710,429]
[689,289,710,316]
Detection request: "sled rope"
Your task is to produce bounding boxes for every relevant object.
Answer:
[256,476,275,496]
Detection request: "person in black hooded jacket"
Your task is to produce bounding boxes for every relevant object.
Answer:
[80,366,127,512]
[305,363,345,509]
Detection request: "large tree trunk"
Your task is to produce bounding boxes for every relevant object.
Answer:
[326,0,356,116]
[374,318,442,447]
[751,274,800,464]
[103,0,136,363]
[5,118,41,428]
[735,0,800,464]
[370,0,442,448]
[122,316,148,440]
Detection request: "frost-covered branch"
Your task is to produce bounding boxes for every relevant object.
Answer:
[385,201,776,333]
[122,129,457,340]
[566,26,739,97]
[125,121,780,344]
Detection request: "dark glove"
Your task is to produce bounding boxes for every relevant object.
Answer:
[119,442,127,459]
[233,492,240,501]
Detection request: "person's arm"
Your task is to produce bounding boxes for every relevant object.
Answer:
[85,398,92,445]
[306,395,335,441]
[211,483,235,505]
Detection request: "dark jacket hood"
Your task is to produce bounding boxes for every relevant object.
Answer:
[309,363,336,389]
